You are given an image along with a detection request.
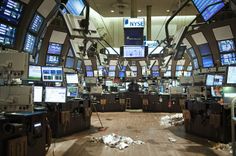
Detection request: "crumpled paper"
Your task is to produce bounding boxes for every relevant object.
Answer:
[160,113,184,127]
[90,133,145,150]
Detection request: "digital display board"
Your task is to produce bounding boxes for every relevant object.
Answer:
[202,56,214,68]
[47,43,62,55]
[0,0,23,24]
[218,39,235,53]
[29,13,44,33]
[221,53,236,66]
[23,33,36,53]
[0,23,16,46]
[42,66,63,82]
[192,0,225,21]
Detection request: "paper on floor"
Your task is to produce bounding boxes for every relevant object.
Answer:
[160,113,184,127]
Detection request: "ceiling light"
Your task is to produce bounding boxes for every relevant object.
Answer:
[138,10,142,13]
[166,10,170,13]
[111,10,115,13]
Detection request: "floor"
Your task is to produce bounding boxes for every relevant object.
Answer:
[47,112,231,156]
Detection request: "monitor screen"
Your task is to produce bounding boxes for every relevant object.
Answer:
[42,66,63,82]
[45,87,66,103]
[164,71,171,77]
[108,71,115,77]
[198,43,211,56]
[206,74,224,86]
[192,0,225,21]
[188,48,196,58]
[184,71,192,76]
[109,65,116,71]
[119,71,125,78]
[193,59,199,69]
[175,71,183,77]
[152,71,160,77]
[176,65,184,71]
[47,43,62,55]
[206,74,214,86]
[86,66,92,71]
[85,77,97,84]
[66,74,78,84]
[65,57,74,68]
[23,33,36,53]
[223,87,236,103]
[86,71,94,77]
[67,86,78,97]
[29,13,44,33]
[0,0,23,24]
[0,23,16,47]
[123,46,146,58]
[202,56,214,68]
[28,65,41,81]
[221,53,236,66]
[46,55,60,65]
[65,0,85,16]
[33,86,43,103]
[218,39,235,53]
[105,80,113,87]
[227,66,236,84]
[211,86,223,97]
[76,60,82,70]
[152,66,159,71]
[130,66,137,71]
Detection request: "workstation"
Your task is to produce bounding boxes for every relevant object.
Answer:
[0,0,236,156]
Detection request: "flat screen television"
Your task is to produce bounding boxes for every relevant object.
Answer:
[109,65,116,71]
[29,13,44,33]
[76,60,82,70]
[152,71,160,77]
[33,86,43,103]
[226,66,236,85]
[0,0,23,24]
[64,0,85,16]
[211,86,223,97]
[223,87,236,104]
[119,71,125,78]
[206,74,224,86]
[86,71,94,77]
[192,0,225,21]
[122,46,147,58]
[193,59,199,69]
[108,71,115,77]
[86,66,92,71]
[202,56,214,68]
[67,86,78,97]
[66,74,78,84]
[41,66,63,82]
[47,43,62,55]
[221,53,236,66]
[45,87,66,103]
[188,48,196,58]
[65,57,74,68]
[198,43,211,56]
[0,23,16,47]
[218,39,235,53]
[28,65,41,81]
[46,55,60,65]
[23,33,36,53]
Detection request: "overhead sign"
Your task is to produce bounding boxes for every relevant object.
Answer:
[124,18,145,28]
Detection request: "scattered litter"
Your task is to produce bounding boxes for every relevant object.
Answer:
[212,143,232,153]
[90,133,145,150]
[168,137,177,143]
[160,113,184,127]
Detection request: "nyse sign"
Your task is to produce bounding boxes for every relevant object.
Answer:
[124,18,145,28]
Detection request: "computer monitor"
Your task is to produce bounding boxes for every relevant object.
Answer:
[152,71,160,77]
[122,46,147,58]
[66,74,79,84]
[86,71,94,77]
[198,43,211,56]
[23,33,36,53]
[109,66,116,71]
[76,59,82,70]
[41,66,63,82]
[218,39,235,53]
[119,71,125,78]
[64,0,85,16]
[226,66,236,85]
[206,74,214,86]
[33,86,43,103]
[0,23,16,47]
[47,43,62,55]
[206,74,224,86]
[221,53,236,66]
[108,71,115,77]
[202,56,214,68]
[65,57,74,68]
[86,66,93,71]
[45,87,66,103]
[164,71,171,77]
[29,13,44,33]
[28,65,41,81]
[46,55,60,65]
[67,86,78,97]
[211,87,223,98]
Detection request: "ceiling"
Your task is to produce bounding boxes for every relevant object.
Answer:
[87,0,198,17]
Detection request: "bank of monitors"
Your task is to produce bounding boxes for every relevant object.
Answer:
[28,65,41,81]
[45,87,66,103]
[66,74,78,84]
[206,74,224,86]
[192,0,225,21]
[226,66,236,85]
[41,66,63,82]
[33,86,43,103]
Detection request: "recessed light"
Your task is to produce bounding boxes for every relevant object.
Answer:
[111,10,115,13]
[166,10,170,13]
[138,10,142,12]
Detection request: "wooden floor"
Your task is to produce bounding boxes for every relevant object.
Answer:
[47,112,231,156]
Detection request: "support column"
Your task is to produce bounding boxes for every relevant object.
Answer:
[146,5,152,40]
[131,0,137,18]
